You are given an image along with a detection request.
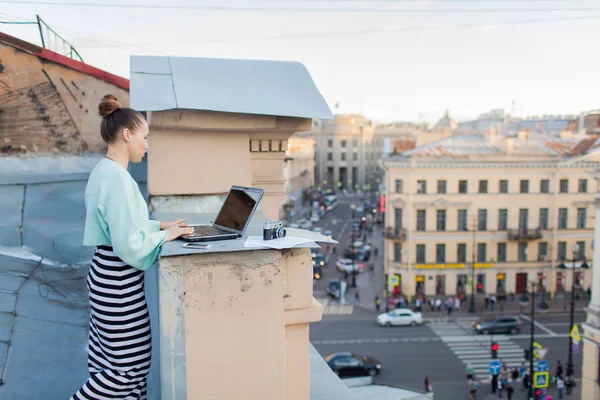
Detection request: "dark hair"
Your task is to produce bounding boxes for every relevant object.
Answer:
[98,94,145,143]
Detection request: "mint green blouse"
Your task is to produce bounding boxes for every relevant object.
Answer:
[83,158,168,270]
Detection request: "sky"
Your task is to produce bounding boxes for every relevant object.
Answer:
[1,0,599,124]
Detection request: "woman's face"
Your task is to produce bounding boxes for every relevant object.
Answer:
[127,119,149,163]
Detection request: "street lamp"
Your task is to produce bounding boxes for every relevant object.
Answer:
[469,218,477,313]
[558,243,589,374]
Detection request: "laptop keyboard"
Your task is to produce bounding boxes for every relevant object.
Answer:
[193,226,231,236]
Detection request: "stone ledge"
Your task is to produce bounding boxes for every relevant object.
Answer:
[284,297,323,326]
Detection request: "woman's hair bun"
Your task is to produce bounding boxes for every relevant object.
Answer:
[98,94,121,118]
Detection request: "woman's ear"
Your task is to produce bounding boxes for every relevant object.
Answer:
[121,128,131,142]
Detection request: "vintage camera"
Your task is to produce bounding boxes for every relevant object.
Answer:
[263,221,287,240]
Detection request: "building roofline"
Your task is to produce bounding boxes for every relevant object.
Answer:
[0,31,129,91]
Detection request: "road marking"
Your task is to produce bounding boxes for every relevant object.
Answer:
[541,322,584,327]
[312,337,441,345]
[520,314,558,336]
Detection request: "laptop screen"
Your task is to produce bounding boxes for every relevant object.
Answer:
[214,187,261,233]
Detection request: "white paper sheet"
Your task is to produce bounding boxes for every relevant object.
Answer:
[243,236,314,250]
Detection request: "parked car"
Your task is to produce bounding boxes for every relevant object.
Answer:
[376,308,423,327]
[323,230,333,239]
[288,223,299,229]
[473,316,522,335]
[325,352,382,377]
[325,279,341,299]
[310,214,320,223]
[335,258,363,273]
[298,219,312,230]
[312,227,323,234]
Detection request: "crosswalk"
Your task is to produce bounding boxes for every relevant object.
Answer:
[316,298,354,315]
[427,318,526,382]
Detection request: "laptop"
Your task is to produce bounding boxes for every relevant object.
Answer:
[181,186,264,242]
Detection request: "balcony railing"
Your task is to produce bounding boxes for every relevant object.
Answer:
[507,227,543,241]
[385,227,407,240]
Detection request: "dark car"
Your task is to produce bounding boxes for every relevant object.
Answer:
[325,352,382,377]
[473,316,521,335]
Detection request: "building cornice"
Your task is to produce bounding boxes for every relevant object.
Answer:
[382,160,600,169]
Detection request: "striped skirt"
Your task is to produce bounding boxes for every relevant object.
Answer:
[71,246,151,400]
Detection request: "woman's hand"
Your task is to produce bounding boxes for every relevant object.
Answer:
[165,225,195,241]
[160,219,188,230]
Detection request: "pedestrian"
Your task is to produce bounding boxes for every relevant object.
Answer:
[70,95,195,399]
[506,382,514,400]
[454,296,461,311]
[522,372,531,392]
[565,373,575,395]
[511,367,519,387]
[556,375,565,399]
[497,374,504,397]
[369,263,375,274]
[485,296,490,309]
[466,362,474,380]
[429,298,435,311]
[519,362,526,379]
[490,295,497,312]
[447,298,453,315]
[467,377,478,400]
[354,291,360,304]
[555,360,563,381]
[374,247,378,257]
[435,298,442,311]
[424,376,432,392]
[375,296,381,312]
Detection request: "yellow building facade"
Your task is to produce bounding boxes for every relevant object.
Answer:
[382,133,599,300]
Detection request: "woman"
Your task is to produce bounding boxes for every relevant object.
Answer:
[423,376,432,392]
[70,95,194,400]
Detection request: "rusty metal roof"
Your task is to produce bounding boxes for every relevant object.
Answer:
[387,134,583,160]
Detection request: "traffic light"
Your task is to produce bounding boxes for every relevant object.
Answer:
[524,349,530,361]
[491,342,499,359]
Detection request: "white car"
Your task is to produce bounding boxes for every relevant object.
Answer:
[335,258,363,273]
[376,309,423,327]
[312,227,323,234]
[299,220,312,230]
[310,214,320,223]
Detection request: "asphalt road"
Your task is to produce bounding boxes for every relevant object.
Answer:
[305,195,586,399]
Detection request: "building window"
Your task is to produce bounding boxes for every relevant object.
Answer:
[457,243,466,263]
[458,180,468,194]
[395,179,403,193]
[477,243,486,262]
[394,208,403,228]
[341,153,346,161]
[352,139,358,148]
[557,241,567,261]
[520,180,529,193]
[416,244,426,264]
[479,180,488,194]
[540,179,550,193]
[519,209,529,230]
[436,210,446,231]
[560,179,568,193]
[577,208,587,229]
[579,179,588,193]
[497,243,507,262]
[576,241,585,260]
[458,210,468,231]
[327,139,333,148]
[341,140,347,148]
[558,208,568,229]
[417,180,427,194]
[416,210,426,231]
[556,272,566,292]
[518,242,528,262]
[498,209,508,231]
[539,208,549,230]
[436,244,446,263]
[437,180,447,194]
[352,153,357,161]
[393,242,402,262]
[478,209,487,231]
[499,180,508,194]
[538,242,548,261]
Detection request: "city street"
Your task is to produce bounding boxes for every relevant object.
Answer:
[307,194,586,399]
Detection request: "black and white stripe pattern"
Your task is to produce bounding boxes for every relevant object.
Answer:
[71,246,151,400]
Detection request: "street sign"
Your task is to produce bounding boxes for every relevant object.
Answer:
[489,360,502,375]
[570,325,581,342]
[533,341,547,360]
[573,342,580,355]
[533,372,549,388]
[536,360,548,372]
